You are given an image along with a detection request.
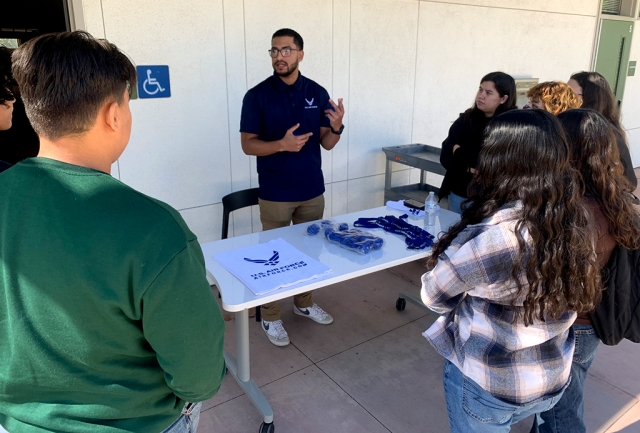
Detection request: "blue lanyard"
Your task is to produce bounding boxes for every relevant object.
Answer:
[353,214,435,250]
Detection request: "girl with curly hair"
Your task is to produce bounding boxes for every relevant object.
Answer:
[421,109,600,432]
[526,81,581,115]
[533,109,640,433]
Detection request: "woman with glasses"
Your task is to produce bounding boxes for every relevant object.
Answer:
[0,46,39,170]
[0,46,17,172]
[439,72,517,214]
[0,47,15,131]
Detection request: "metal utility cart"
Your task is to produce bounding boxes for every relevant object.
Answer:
[382,143,445,204]
[382,144,448,314]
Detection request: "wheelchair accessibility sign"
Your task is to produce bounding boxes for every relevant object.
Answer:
[136,65,171,99]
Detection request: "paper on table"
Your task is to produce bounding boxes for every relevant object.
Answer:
[386,200,425,217]
[213,238,332,296]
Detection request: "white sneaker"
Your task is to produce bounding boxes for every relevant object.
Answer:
[261,319,290,347]
[293,303,334,325]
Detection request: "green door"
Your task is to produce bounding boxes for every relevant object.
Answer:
[595,20,634,103]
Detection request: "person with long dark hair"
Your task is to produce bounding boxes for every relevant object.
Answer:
[0,47,14,131]
[532,109,640,433]
[439,71,517,214]
[0,46,39,168]
[568,71,637,188]
[0,46,15,173]
[422,110,601,432]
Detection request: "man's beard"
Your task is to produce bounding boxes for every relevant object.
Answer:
[273,60,298,77]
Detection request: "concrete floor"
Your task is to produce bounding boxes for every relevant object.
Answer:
[200,260,640,433]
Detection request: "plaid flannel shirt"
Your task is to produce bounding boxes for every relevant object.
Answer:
[421,204,575,405]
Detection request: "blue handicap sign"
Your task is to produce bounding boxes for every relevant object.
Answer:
[136,65,171,99]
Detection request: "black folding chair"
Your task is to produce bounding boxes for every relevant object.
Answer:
[221,187,262,322]
[221,188,260,240]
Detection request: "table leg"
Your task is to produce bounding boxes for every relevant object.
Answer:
[235,308,250,381]
[398,291,430,313]
[223,309,274,424]
[385,159,392,191]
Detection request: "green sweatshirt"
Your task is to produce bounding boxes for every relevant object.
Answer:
[0,158,226,433]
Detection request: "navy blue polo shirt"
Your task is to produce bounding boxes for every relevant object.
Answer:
[240,72,331,202]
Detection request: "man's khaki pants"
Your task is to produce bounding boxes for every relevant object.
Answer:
[259,194,324,322]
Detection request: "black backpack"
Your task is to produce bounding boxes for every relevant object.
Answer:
[589,245,640,345]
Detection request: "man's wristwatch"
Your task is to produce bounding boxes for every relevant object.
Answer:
[330,124,345,135]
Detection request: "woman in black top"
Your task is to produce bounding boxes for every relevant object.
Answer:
[439,71,517,214]
[568,71,637,189]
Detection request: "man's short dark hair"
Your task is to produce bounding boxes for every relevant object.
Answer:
[11,31,136,141]
[272,28,304,50]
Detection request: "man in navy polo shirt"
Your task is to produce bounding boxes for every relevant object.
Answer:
[240,28,345,347]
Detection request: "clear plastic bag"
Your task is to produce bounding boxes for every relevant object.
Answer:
[306,219,347,236]
[306,223,321,236]
[307,221,384,254]
[324,226,384,255]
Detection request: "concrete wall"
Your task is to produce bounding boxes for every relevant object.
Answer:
[79,0,603,243]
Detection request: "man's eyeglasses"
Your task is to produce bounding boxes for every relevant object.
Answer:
[268,48,299,58]
[126,80,132,98]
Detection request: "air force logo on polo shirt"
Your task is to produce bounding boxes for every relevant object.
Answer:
[305,98,317,109]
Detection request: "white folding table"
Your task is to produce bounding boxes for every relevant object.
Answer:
[200,206,460,433]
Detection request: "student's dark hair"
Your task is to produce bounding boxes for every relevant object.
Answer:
[0,46,16,105]
[557,109,640,250]
[470,71,517,116]
[426,110,600,325]
[272,28,304,50]
[11,31,136,141]
[570,72,623,135]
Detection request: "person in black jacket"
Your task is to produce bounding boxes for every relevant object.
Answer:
[568,71,637,189]
[439,71,516,213]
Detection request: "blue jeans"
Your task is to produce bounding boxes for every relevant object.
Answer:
[443,359,565,433]
[162,402,202,433]
[531,324,600,433]
[448,192,466,215]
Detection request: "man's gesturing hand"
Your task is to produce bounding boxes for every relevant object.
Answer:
[281,123,313,152]
[325,98,345,131]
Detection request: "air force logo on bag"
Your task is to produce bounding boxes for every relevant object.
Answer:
[213,238,331,293]
[244,251,280,266]
[305,98,317,109]
[243,248,311,280]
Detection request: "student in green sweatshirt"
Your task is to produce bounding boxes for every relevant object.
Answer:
[0,31,226,433]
